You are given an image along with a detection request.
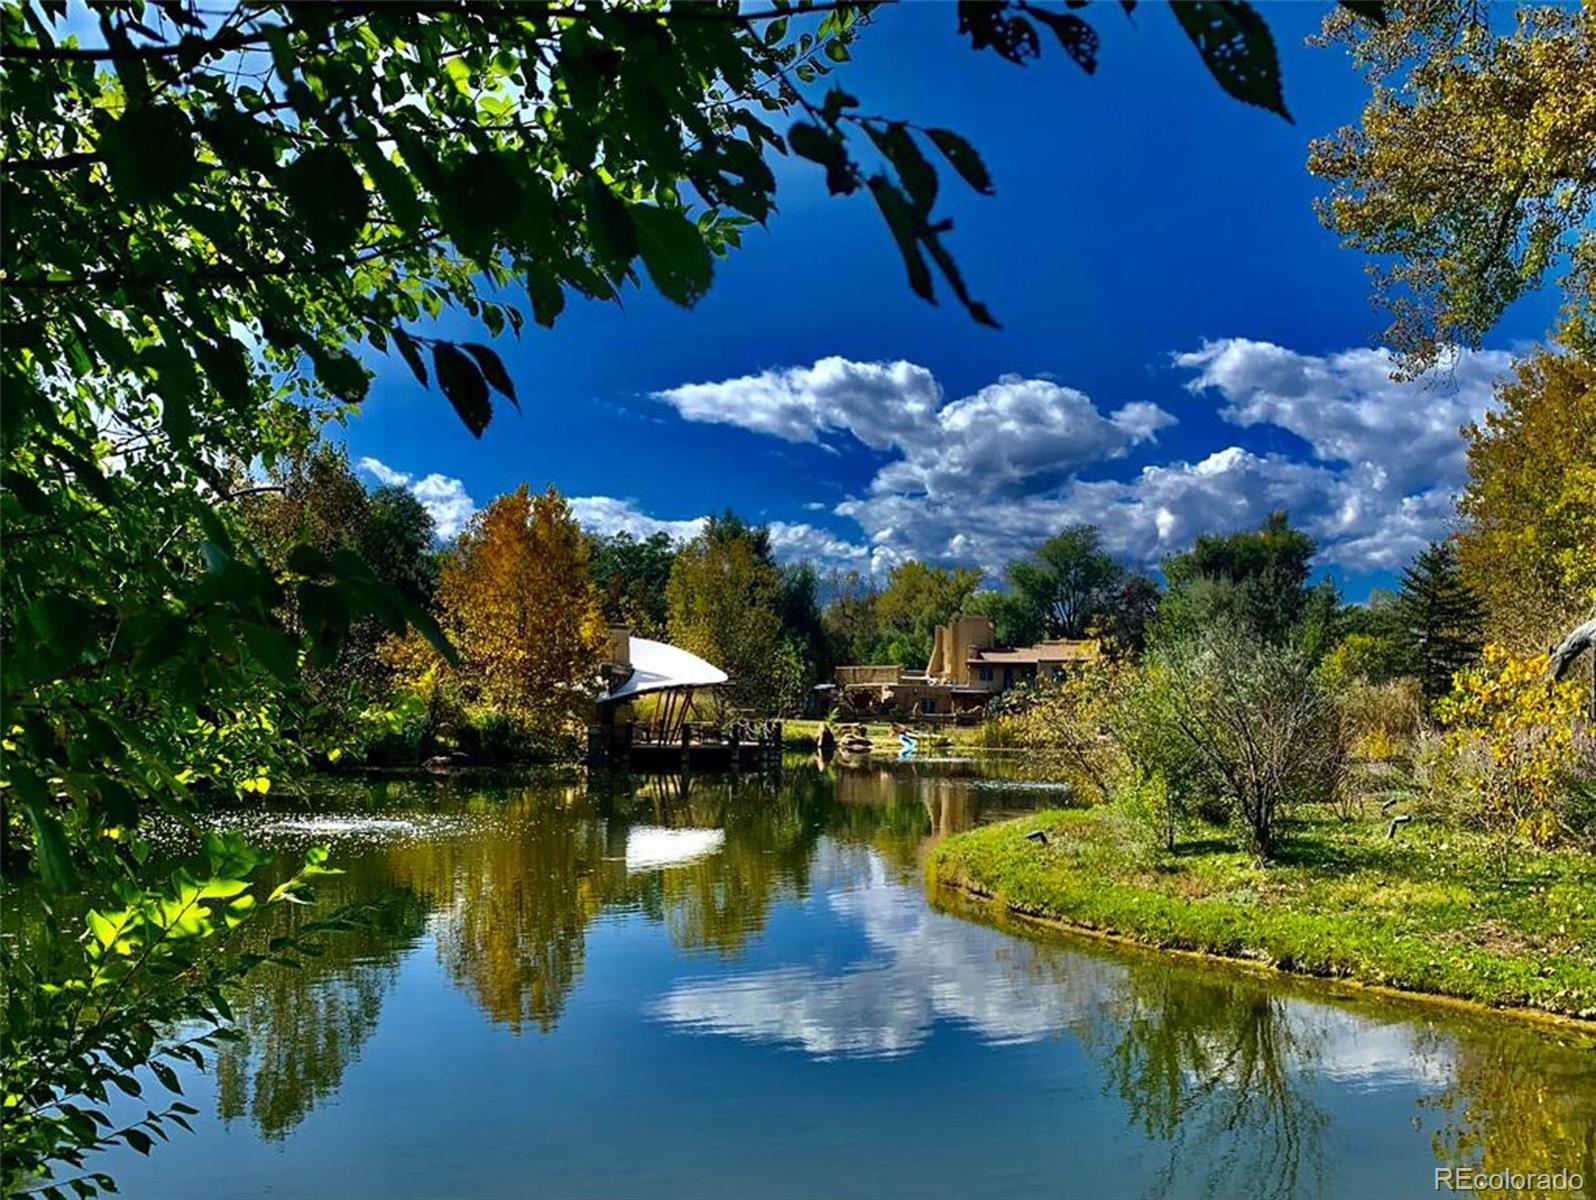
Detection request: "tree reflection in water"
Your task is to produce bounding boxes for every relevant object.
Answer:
[1077,962,1328,1200]
[1416,1021,1596,1197]
[197,764,1596,1195]
[384,781,616,1033]
[214,858,429,1140]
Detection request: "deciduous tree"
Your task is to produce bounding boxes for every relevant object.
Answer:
[666,514,791,712]
[589,530,676,639]
[1456,347,1596,653]
[1309,1,1596,371]
[1006,525,1125,640]
[1158,512,1316,647]
[873,559,984,665]
[423,485,605,733]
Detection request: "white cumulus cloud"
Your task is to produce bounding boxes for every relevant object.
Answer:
[1173,338,1508,495]
[568,497,871,572]
[653,357,1174,502]
[355,457,477,540]
[567,496,708,543]
[656,342,1509,576]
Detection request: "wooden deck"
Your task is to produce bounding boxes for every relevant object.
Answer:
[587,720,783,772]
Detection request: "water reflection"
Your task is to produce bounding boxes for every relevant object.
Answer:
[650,843,1115,1057]
[171,761,1594,1198]
[1083,965,1329,1200]
[213,863,429,1140]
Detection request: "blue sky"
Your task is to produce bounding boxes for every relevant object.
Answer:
[341,3,1559,599]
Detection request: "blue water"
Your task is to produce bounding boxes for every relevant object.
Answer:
[88,760,1595,1199]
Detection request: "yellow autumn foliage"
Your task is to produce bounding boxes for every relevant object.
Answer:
[1434,644,1587,855]
[388,484,605,736]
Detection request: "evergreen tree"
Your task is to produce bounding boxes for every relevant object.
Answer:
[1397,541,1485,699]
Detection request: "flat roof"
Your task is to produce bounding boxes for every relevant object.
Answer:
[970,641,1099,665]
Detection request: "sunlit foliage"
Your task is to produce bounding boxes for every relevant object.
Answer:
[1309,1,1596,371]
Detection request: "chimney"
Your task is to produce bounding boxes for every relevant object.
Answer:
[606,625,632,670]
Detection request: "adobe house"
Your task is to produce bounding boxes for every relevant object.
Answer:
[832,615,1100,717]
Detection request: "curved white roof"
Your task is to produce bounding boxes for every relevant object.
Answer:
[598,636,728,704]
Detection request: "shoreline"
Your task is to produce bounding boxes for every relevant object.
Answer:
[931,874,1596,1037]
[928,809,1596,1028]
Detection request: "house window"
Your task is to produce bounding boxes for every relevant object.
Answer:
[1002,667,1013,688]
[978,666,992,682]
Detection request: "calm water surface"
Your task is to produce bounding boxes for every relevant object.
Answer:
[92,757,1594,1199]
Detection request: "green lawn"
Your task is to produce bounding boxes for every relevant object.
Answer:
[781,718,983,750]
[929,805,1596,1019]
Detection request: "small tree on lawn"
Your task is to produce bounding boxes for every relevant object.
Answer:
[1137,631,1347,861]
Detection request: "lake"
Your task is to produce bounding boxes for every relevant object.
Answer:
[89,757,1595,1199]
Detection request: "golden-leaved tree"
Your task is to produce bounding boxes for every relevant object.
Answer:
[399,485,604,734]
[1308,2,1596,374]
[1456,348,1596,652]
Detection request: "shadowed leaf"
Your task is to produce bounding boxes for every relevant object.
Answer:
[281,146,369,251]
[1172,1,1291,122]
[433,343,491,436]
[633,206,715,307]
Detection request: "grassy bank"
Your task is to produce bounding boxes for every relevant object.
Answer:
[929,806,1596,1020]
[781,718,984,751]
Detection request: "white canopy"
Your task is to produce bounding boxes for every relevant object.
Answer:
[598,636,728,705]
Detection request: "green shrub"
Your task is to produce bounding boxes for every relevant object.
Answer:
[457,709,547,764]
[1117,630,1347,860]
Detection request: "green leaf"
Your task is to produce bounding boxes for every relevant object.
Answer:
[1171,1,1291,122]
[296,582,351,665]
[352,138,425,231]
[150,333,201,452]
[462,343,519,408]
[286,543,331,576]
[821,87,859,123]
[392,329,428,388]
[439,151,524,253]
[25,593,99,669]
[198,106,277,173]
[12,768,78,892]
[433,343,492,437]
[578,176,637,274]
[192,338,252,412]
[868,177,934,303]
[307,344,370,405]
[389,587,459,668]
[632,206,715,308]
[99,105,197,205]
[239,621,299,685]
[150,1060,183,1095]
[132,615,187,670]
[280,147,370,251]
[526,267,566,329]
[122,1129,153,1156]
[926,129,993,196]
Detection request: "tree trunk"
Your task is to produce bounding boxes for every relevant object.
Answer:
[1548,612,1596,721]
